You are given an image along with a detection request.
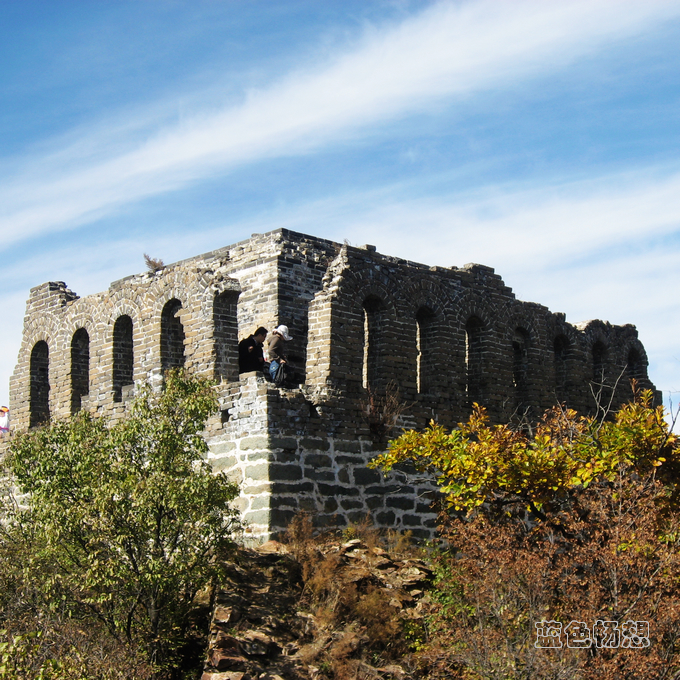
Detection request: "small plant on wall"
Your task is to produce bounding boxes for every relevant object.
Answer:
[361,381,411,443]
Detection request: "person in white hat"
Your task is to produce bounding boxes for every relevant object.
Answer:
[0,406,9,437]
[265,325,293,382]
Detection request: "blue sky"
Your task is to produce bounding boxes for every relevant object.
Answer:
[3,0,680,414]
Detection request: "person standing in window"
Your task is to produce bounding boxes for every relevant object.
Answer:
[265,325,293,382]
[238,327,268,373]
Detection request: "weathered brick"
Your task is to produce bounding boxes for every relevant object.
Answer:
[317,483,360,497]
[245,464,269,482]
[365,496,384,510]
[269,437,298,451]
[386,496,415,510]
[340,499,364,511]
[324,498,339,512]
[375,510,396,525]
[269,464,303,481]
[303,454,332,468]
[210,441,236,455]
[300,437,329,451]
[353,468,381,485]
[304,468,335,482]
[240,436,269,451]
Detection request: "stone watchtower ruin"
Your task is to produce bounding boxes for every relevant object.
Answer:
[9,229,659,539]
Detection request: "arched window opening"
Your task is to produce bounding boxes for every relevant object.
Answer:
[30,341,50,427]
[626,348,646,385]
[592,341,608,385]
[161,299,186,374]
[213,290,239,382]
[465,316,484,407]
[113,315,134,402]
[70,328,90,414]
[512,327,530,408]
[362,295,386,393]
[416,307,436,394]
[553,335,570,404]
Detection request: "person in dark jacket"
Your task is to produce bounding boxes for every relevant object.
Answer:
[265,325,293,382]
[238,327,268,373]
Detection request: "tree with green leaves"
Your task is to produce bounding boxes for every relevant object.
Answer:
[2,369,240,677]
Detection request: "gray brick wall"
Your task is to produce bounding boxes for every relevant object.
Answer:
[8,229,659,539]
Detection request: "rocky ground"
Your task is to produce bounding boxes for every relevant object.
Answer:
[201,533,433,680]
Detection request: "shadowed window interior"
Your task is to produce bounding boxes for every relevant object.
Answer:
[362,295,386,393]
[465,316,485,407]
[30,340,50,427]
[626,347,646,385]
[70,328,90,414]
[512,327,530,409]
[416,306,436,394]
[553,335,571,405]
[113,315,134,402]
[592,341,608,384]
[213,290,239,382]
[161,299,186,373]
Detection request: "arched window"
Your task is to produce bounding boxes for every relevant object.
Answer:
[213,290,239,382]
[30,341,50,427]
[70,328,90,414]
[592,341,608,384]
[416,306,436,394]
[113,315,134,402]
[362,295,386,393]
[512,327,530,408]
[465,316,485,407]
[626,347,645,385]
[161,299,185,373]
[553,335,570,404]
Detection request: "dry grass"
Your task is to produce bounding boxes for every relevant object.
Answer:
[361,381,412,442]
[282,513,420,678]
[143,253,165,272]
[412,472,680,680]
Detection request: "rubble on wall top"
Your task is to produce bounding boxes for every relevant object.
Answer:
[44,230,523,300]
[462,262,496,275]
[573,319,638,335]
[110,246,233,290]
[29,281,79,305]
[574,319,613,332]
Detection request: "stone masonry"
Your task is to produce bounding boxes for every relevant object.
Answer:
[7,229,659,539]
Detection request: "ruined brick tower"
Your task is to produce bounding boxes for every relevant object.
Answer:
[9,230,658,538]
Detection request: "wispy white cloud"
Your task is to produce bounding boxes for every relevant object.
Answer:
[340,169,680,270]
[2,0,680,247]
